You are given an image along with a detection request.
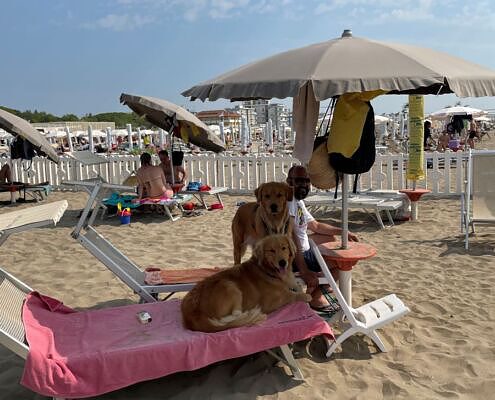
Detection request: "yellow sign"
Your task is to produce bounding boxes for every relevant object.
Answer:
[407,95,425,181]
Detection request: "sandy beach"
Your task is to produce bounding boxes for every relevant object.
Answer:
[1,148,495,399]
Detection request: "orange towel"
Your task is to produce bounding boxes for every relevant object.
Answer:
[144,267,224,285]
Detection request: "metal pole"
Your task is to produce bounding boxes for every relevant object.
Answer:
[126,124,133,151]
[341,173,349,249]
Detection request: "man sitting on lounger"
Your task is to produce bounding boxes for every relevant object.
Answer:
[0,164,12,183]
[135,152,174,202]
[287,165,358,313]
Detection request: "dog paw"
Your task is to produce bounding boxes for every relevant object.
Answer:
[301,293,312,302]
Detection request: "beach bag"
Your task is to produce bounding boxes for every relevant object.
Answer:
[308,138,338,190]
[186,181,201,191]
[307,99,338,190]
[328,101,376,193]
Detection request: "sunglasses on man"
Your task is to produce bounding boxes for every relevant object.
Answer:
[287,177,311,185]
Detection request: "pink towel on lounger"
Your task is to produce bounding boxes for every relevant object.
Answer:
[21,292,333,398]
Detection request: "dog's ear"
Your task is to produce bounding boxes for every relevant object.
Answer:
[254,183,264,202]
[253,237,265,261]
[285,183,293,201]
[287,236,296,260]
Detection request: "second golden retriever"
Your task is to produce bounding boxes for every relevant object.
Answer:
[231,181,293,264]
[181,235,311,333]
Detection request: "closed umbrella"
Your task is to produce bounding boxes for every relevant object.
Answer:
[182,29,495,250]
[120,93,225,153]
[0,108,59,163]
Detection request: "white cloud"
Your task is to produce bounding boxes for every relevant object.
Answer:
[83,14,155,31]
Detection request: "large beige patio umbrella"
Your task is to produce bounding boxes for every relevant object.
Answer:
[120,93,225,153]
[0,108,59,163]
[182,29,495,248]
[183,30,495,102]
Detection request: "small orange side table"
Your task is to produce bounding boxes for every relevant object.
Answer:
[311,234,376,306]
[399,188,431,221]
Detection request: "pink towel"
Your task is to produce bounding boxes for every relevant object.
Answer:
[21,292,333,398]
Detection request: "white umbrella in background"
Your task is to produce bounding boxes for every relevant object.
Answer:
[137,127,143,149]
[159,128,165,149]
[219,119,225,144]
[65,126,74,152]
[375,115,391,123]
[126,124,133,151]
[106,127,112,152]
[88,125,94,153]
[429,106,487,119]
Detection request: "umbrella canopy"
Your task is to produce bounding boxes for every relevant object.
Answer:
[0,108,59,163]
[429,106,487,119]
[120,93,225,153]
[182,30,495,102]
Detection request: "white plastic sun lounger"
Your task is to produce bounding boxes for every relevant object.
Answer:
[461,149,495,249]
[0,200,68,246]
[304,193,402,229]
[309,239,410,357]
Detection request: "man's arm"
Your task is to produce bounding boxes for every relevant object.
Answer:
[307,220,359,242]
[291,224,319,292]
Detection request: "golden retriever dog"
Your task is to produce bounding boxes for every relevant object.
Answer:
[231,181,293,264]
[181,235,311,333]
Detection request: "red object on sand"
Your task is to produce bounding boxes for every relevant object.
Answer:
[399,188,431,202]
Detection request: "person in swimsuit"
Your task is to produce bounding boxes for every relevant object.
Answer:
[135,152,173,201]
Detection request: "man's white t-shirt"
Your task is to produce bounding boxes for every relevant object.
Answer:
[288,199,314,252]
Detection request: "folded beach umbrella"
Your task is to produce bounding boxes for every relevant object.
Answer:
[120,93,225,153]
[0,108,59,163]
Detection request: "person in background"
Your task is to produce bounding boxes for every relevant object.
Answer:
[423,120,432,149]
[286,165,359,312]
[135,152,173,201]
[158,150,187,185]
[467,119,479,149]
[0,164,12,183]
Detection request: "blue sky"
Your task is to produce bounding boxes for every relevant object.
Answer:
[2,0,495,117]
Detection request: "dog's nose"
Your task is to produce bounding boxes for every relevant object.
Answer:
[278,259,287,269]
[270,204,278,212]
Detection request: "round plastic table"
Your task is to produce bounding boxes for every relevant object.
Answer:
[399,188,431,220]
[311,234,376,306]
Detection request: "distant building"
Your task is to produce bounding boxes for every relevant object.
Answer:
[242,100,269,125]
[267,103,290,132]
[195,110,241,132]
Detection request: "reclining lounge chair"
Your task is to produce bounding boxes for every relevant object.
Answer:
[0,267,333,399]
[461,149,495,249]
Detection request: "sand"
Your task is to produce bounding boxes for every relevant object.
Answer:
[1,140,495,399]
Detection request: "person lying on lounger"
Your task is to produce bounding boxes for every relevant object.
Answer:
[134,152,174,202]
[0,164,12,183]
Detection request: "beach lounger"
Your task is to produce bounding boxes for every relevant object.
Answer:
[0,200,68,246]
[0,182,52,204]
[0,267,333,399]
[66,150,109,182]
[309,239,410,357]
[304,193,402,229]
[180,186,227,209]
[461,149,495,249]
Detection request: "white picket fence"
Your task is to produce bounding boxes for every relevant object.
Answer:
[0,151,467,196]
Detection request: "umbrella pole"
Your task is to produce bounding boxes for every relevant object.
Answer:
[341,173,349,249]
[170,135,175,185]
